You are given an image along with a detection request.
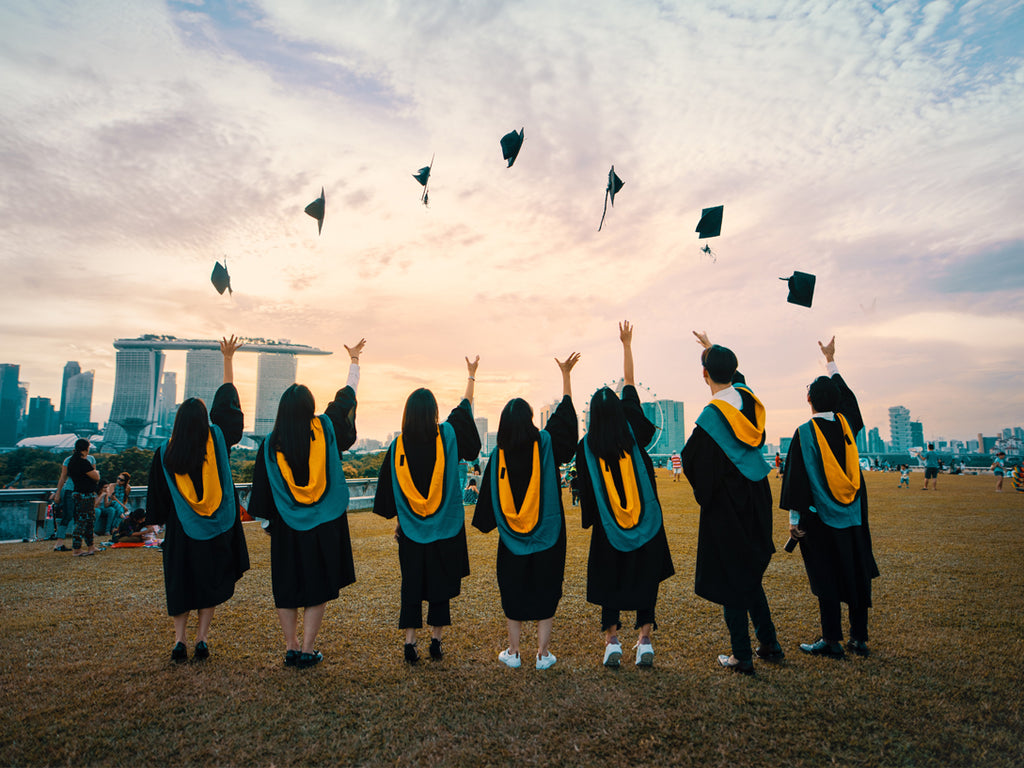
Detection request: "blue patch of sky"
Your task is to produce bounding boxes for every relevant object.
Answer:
[167,0,406,112]
[931,240,1024,293]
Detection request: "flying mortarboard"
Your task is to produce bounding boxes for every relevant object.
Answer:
[780,271,816,308]
[500,128,524,168]
[211,259,232,296]
[598,165,624,232]
[696,205,724,239]
[304,187,325,235]
[413,154,434,206]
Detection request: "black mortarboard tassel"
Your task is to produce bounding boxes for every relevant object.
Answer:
[413,154,433,206]
[500,128,524,168]
[211,260,232,296]
[781,271,816,308]
[696,205,724,239]
[304,187,325,235]
[598,166,624,232]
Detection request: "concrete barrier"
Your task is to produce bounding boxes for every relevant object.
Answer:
[0,478,379,542]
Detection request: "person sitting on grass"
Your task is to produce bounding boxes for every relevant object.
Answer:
[463,478,479,504]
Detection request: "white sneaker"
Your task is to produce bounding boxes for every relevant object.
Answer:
[536,652,557,670]
[635,641,654,667]
[498,648,521,668]
[603,642,622,667]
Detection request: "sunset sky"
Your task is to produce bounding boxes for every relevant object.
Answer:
[2,0,1022,447]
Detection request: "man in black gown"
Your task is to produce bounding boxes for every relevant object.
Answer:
[781,336,879,658]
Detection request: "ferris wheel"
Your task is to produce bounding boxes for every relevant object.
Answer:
[598,377,669,452]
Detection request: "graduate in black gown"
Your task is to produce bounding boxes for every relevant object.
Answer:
[472,352,580,670]
[781,336,879,658]
[248,338,365,669]
[681,331,781,675]
[146,336,250,663]
[576,322,674,668]
[373,356,482,663]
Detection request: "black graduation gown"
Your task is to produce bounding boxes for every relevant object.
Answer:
[248,386,358,609]
[373,399,481,605]
[779,373,879,607]
[576,386,675,610]
[146,383,251,616]
[682,373,774,607]
[471,396,578,621]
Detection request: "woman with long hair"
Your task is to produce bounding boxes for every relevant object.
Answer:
[248,339,365,669]
[472,353,579,670]
[145,336,250,662]
[576,322,674,668]
[373,356,482,663]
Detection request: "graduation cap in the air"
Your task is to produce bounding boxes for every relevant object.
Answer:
[780,271,816,308]
[500,128,524,168]
[413,155,433,206]
[598,166,624,231]
[304,187,325,235]
[211,259,232,296]
[696,205,724,239]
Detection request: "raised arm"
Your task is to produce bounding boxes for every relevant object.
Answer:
[464,355,480,403]
[555,352,580,399]
[692,330,712,350]
[819,335,835,364]
[220,334,244,384]
[619,321,635,387]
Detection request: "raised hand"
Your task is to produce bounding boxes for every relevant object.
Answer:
[619,320,633,345]
[345,338,367,362]
[818,336,836,362]
[692,330,711,349]
[466,355,480,378]
[555,352,581,375]
[220,334,244,357]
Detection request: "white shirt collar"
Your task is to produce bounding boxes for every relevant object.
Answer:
[812,411,835,421]
[711,385,743,410]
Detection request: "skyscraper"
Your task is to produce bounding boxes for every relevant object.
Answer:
[888,406,911,453]
[63,371,94,430]
[106,348,166,450]
[254,353,298,436]
[641,400,685,455]
[0,364,21,446]
[910,421,924,449]
[183,349,222,407]
[868,427,885,453]
[156,371,177,433]
[474,417,488,451]
[26,397,57,438]
[59,361,81,424]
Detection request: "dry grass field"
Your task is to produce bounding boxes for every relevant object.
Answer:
[1,472,1022,767]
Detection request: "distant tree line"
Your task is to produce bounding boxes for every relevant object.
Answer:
[0,447,388,488]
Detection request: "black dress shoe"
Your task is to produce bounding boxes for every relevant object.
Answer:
[429,638,443,660]
[799,639,845,658]
[193,641,210,660]
[846,639,870,657]
[171,642,187,663]
[404,643,419,664]
[755,644,785,662]
[717,654,755,675]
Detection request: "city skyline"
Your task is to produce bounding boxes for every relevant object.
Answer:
[1,2,1022,447]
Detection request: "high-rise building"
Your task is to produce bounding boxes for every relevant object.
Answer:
[0,364,21,446]
[156,371,177,433]
[106,348,166,450]
[641,400,685,455]
[868,427,884,453]
[26,397,57,437]
[474,417,488,451]
[910,421,924,449]
[888,406,911,453]
[59,361,81,424]
[63,371,94,430]
[254,353,298,436]
[855,429,867,453]
[183,350,222,407]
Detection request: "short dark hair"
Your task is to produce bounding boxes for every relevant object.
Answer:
[701,345,737,385]
[497,398,539,453]
[74,438,90,454]
[928,443,935,450]
[808,376,840,412]
[402,388,439,442]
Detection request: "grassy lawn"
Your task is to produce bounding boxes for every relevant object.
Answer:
[1,472,1021,767]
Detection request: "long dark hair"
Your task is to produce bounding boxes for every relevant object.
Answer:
[402,388,439,442]
[163,398,210,475]
[585,387,634,463]
[497,398,539,453]
[269,384,316,482]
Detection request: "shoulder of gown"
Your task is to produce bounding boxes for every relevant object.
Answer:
[620,385,656,449]
[543,396,579,465]
[324,385,358,453]
[445,398,482,459]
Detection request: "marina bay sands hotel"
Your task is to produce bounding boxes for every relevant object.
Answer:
[106,335,330,450]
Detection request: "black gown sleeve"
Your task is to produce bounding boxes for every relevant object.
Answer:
[372,447,397,519]
[246,444,278,525]
[145,448,170,526]
[209,383,244,449]
[779,429,813,515]
[324,386,357,454]
[470,461,496,533]
[544,396,579,465]
[620,385,656,449]
[832,373,864,437]
[445,399,482,460]
[681,426,717,509]
[575,441,597,529]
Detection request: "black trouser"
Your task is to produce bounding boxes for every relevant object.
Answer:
[819,598,869,643]
[723,585,778,663]
[71,493,95,550]
[399,599,451,629]
[601,606,657,633]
